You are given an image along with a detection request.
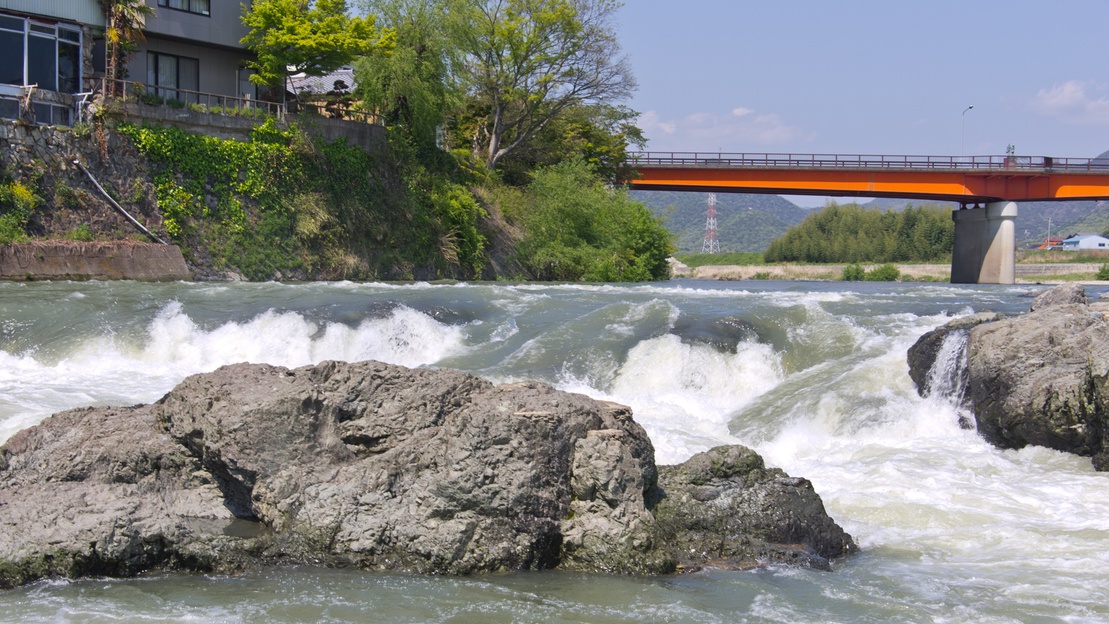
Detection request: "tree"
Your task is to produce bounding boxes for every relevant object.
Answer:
[241,0,394,91]
[99,0,153,94]
[517,157,673,281]
[354,0,461,153]
[492,102,645,186]
[452,0,636,171]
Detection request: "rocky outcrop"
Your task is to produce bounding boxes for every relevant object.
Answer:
[906,312,999,399]
[0,360,854,587]
[908,285,1109,469]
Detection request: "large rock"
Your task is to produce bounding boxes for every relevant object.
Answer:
[908,285,1109,469]
[0,360,854,587]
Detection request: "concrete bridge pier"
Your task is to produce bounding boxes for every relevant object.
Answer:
[950,201,1018,284]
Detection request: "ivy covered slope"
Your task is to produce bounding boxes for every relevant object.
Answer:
[113,120,475,281]
[108,120,671,282]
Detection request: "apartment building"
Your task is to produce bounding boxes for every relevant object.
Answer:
[130,0,256,103]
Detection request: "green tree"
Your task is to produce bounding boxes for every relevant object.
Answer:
[354,0,461,154]
[451,0,636,171]
[493,102,645,186]
[241,0,394,91]
[765,202,954,264]
[517,157,672,281]
[99,0,153,94]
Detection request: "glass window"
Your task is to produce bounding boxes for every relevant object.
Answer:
[0,15,22,31]
[0,16,83,93]
[0,98,18,120]
[0,30,22,85]
[148,52,200,102]
[58,41,80,93]
[28,34,56,91]
[158,0,210,16]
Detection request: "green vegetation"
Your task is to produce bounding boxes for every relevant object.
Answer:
[841,264,864,281]
[1097,264,1109,280]
[0,179,40,245]
[510,157,672,281]
[241,0,393,90]
[116,120,472,280]
[765,202,954,264]
[1017,249,1109,264]
[675,252,766,268]
[841,262,901,282]
[100,0,153,93]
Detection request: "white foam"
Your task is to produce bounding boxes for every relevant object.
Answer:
[0,302,466,443]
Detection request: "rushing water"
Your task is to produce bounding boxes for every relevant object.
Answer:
[2,278,1109,623]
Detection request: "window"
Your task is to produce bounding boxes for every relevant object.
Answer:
[0,15,83,94]
[158,0,211,16]
[147,51,200,103]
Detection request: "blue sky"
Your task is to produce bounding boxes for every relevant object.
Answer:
[616,1,1109,166]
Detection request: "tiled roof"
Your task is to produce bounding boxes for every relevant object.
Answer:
[288,67,356,95]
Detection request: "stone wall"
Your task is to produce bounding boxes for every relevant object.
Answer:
[0,241,190,281]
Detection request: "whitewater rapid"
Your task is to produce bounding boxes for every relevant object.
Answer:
[3,278,1109,622]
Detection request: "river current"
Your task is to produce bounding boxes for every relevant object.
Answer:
[1,278,1108,623]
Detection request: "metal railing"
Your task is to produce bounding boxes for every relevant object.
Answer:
[102,77,286,120]
[97,78,381,126]
[628,151,1109,172]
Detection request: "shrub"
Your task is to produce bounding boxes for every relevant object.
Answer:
[842,263,865,281]
[516,157,674,281]
[864,263,901,282]
[0,181,41,245]
[66,224,96,241]
[1097,264,1109,280]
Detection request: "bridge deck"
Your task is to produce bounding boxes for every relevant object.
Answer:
[629,152,1109,203]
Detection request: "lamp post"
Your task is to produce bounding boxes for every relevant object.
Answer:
[961,105,974,159]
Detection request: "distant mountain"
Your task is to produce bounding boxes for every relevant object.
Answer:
[631,191,810,254]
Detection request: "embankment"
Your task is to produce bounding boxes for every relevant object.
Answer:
[0,241,190,281]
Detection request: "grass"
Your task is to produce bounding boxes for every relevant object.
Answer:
[1017,250,1109,264]
[675,252,765,268]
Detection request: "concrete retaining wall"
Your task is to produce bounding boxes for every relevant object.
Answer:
[0,242,191,281]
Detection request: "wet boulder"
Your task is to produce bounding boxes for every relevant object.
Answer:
[0,360,855,587]
[908,285,1109,470]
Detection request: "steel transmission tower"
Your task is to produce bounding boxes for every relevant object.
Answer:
[701,193,720,254]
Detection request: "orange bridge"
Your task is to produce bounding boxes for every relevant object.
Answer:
[628,152,1109,203]
[627,152,1109,284]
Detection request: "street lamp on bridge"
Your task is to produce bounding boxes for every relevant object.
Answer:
[961,105,974,157]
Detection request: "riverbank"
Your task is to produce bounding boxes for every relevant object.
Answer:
[680,262,1107,284]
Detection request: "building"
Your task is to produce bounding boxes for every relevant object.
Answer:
[1061,234,1109,251]
[0,0,102,124]
[128,0,256,104]
[0,0,256,125]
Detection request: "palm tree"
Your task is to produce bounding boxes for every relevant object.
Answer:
[99,0,154,96]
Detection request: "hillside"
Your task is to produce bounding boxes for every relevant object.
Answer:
[631,191,810,253]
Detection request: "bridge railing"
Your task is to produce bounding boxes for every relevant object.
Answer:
[628,152,1109,172]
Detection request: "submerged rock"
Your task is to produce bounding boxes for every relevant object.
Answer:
[0,360,854,587]
[908,285,1109,470]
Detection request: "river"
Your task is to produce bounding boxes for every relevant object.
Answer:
[1,278,1108,623]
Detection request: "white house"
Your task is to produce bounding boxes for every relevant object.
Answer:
[1061,234,1109,251]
